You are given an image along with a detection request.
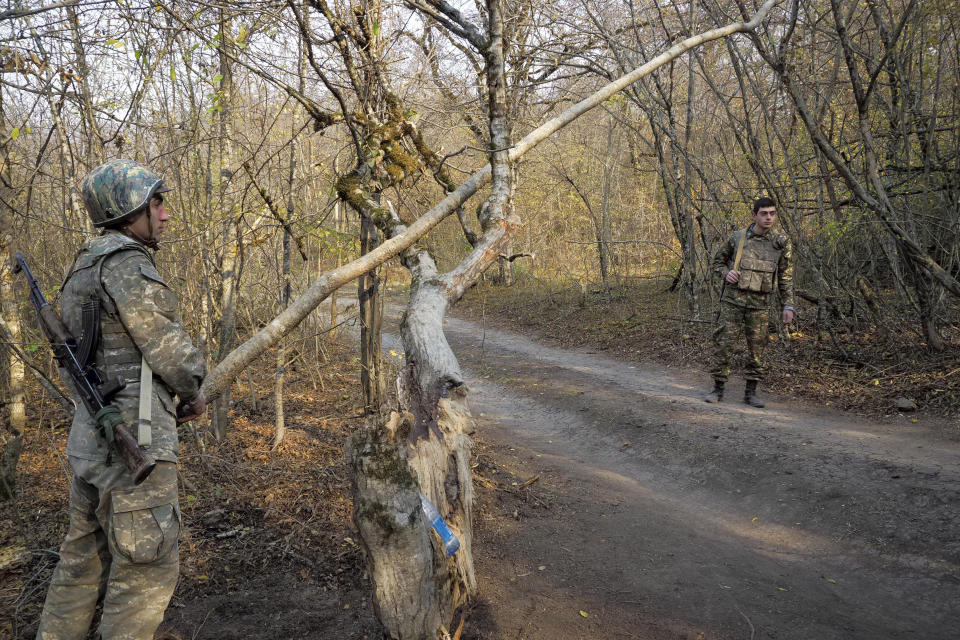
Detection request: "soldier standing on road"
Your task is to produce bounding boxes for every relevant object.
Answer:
[36,159,207,640]
[704,197,795,408]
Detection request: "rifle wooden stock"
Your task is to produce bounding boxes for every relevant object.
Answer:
[114,422,157,485]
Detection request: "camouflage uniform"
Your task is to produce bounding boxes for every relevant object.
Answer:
[37,231,205,640]
[710,225,794,383]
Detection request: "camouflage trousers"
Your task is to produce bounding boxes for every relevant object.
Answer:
[710,302,770,383]
[36,458,180,640]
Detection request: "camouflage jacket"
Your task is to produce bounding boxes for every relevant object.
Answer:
[61,231,206,462]
[712,224,795,310]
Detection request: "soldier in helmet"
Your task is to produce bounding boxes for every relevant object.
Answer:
[704,197,795,408]
[36,159,207,639]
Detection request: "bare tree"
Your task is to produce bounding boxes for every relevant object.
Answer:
[0,99,24,500]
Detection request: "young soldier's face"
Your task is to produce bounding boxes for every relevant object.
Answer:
[753,206,777,233]
[148,195,169,237]
[128,195,170,240]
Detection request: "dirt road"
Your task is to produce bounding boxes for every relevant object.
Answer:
[385,313,960,640]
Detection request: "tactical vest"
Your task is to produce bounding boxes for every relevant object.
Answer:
[736,231,782,295]
[61,233,153,387]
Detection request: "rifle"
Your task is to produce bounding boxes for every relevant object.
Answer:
[13,253,156,485]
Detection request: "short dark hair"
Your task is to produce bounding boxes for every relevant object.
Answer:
[753,197,776,214]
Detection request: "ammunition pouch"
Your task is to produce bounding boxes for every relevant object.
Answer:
[737,256,777,294]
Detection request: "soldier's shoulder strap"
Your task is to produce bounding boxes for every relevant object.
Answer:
[732,227,749,272]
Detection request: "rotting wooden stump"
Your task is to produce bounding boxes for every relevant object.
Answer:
[348,388,476,639]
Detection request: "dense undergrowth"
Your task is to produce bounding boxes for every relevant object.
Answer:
[456,276,960,421]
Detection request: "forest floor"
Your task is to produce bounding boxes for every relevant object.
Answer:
[2,279,958,639]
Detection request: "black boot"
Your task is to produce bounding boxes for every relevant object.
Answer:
[744,380,765,408]
[704,380,724,403]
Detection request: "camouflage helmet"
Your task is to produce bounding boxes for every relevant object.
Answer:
[81,159,172,228]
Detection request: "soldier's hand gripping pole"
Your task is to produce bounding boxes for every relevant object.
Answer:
[13,253,156,484]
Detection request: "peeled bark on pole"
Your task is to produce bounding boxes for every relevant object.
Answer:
[349,300,478,637]
[347,411,443,638]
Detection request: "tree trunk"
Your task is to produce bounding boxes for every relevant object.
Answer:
[211,8,239,440]
[329,202,342,343]
[350,252,478,639]
[359,214,386,413]
[682,8,700,317]
[274,134,297,448]
[598,113,618,290]
[0,108,24,500]
[275,226,292,448]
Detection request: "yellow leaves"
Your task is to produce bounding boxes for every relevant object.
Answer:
[751,516,759,522]
[579,610,589,618]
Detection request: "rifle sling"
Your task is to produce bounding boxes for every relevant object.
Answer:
[732,226,748,273]
[719,226,749,309]
[138,357,153,447]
